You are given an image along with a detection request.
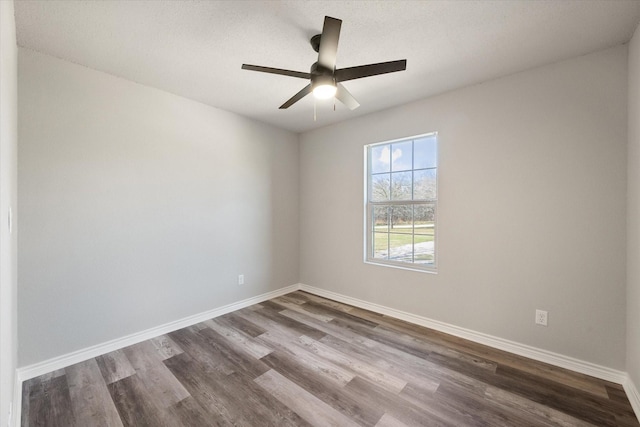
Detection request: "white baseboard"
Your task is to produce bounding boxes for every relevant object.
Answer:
[16,284,299,384]
[299,284,628,385]
[624,376,640,421]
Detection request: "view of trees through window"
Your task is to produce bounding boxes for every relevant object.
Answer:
[366,134,437,268]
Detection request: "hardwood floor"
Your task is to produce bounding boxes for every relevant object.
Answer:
[21,291,640,426]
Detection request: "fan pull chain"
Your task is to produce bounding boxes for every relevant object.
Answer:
[314,98,317,121]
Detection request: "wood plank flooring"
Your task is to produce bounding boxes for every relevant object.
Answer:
[21,291,640,426]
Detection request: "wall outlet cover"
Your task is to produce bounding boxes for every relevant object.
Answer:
[535,309,548,326]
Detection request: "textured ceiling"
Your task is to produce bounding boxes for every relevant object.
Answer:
[14,0,640,133]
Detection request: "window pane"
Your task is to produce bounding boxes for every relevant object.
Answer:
[371,174,390,201]
[414,136,437,169]
[389,233,413,262]
[373,232,389,259]
[372,206,389,232]
[414,169,437,200]
[391,171,412,200]
[414,234,435,264]
[414,204,435,236]
[366,134,437,271]
[391,141,413,172]
[390,205,412,234]
[370,144,390,174]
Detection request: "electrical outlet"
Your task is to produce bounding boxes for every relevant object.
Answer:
[535,309,548,326]
[238,274,244,285]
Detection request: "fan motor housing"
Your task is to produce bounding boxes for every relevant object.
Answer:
[310,62,335,88]
[310,62,333,76]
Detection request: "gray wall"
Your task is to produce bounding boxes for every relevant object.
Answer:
[1,1,18,424]
[18,48,299,366]
[299,45,628,369]
[628,23,640,390]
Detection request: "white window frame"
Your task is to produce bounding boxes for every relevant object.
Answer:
[364,132,438,273]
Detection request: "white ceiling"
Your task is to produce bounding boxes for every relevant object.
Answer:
[14,0,640,133]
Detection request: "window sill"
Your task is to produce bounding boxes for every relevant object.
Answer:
[364,260,438,275]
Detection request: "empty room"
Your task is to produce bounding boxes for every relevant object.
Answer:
[2,0,640,425]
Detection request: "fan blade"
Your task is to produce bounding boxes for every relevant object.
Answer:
[279,84,312,109]
[335,59,407,82]
[242,64,311,79]
[335,84,360,110]
[317,16,342,70]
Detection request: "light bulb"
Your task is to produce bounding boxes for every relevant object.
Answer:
[313,83,337,99]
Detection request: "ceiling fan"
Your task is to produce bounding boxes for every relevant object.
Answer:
[241,16,407,110]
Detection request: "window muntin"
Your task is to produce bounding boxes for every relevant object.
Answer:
[366,133,437,271]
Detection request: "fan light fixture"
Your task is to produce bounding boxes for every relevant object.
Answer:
[313,83,337,99]
[312,74,337,99]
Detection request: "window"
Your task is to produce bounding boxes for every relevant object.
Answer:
[365,133,438,272]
